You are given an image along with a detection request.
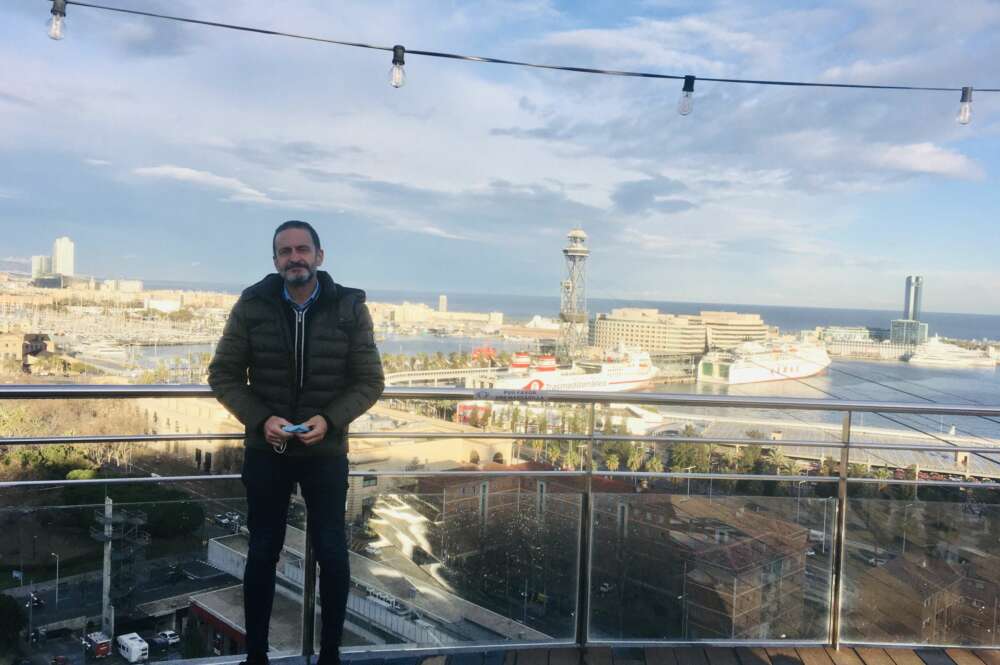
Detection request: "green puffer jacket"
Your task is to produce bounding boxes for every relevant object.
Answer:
[208,271,385,456]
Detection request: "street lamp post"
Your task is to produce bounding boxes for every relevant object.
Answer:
[796,480,808,524]
[902,502,916,556]
[51,552,60,607]
[681,466,695,499]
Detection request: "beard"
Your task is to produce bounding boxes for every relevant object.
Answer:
[282,264,314,285]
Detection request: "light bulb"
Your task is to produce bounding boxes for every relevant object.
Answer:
[390,64,406,88]
[957,86,973,125]
[678,75,696,116]
[48,14,64,40]
[48,0,66,40]
[390,45,406,89]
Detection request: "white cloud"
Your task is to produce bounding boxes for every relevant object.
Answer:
[132,165,271,203]
[84,158,111,166]
[871,142,985,179]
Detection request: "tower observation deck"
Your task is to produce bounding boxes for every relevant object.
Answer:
[559,228,590,360]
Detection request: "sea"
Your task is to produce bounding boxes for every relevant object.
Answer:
[138,282,1000,438]
[145,281,1000,342]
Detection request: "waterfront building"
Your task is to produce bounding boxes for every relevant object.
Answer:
[592,308,706,356]
[700,311,769,350]
[820,326,873,342]
[438,294,447,313]
[372,300,503,328]
[102,279,144,293]
[31,255,52,279]
[891,319,929,346]
[904,275,924,321]
[52,235,75,276]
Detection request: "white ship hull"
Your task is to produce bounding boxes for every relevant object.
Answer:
[494,372,656,392]
[699,345,831,385]
[908,338,996,368]
[493,349,658,392]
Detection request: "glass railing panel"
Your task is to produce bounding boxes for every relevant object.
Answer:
[0,480,253,661]
[589,482,836,642]
[327,480,582,650]
[350,397,590,474]
[841,485,1000,646]
[848,410,1000,489]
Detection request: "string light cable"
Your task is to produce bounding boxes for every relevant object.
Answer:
[43,0,999,122]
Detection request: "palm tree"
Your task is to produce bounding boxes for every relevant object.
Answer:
[627,445,645,478]
[563,447,580,471]
[873,467,892,492]
[768,447,793,475]
[605,453,620,473]
[646,456,664,473]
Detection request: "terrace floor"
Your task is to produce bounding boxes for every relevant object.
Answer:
[262,646,1000,665]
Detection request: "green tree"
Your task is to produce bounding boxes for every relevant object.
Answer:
[605,453,620,472]
[646,456,664,473]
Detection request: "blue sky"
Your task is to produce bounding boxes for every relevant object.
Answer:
[1,0,999,314]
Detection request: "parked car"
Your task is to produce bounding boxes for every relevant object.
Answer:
[225,511,241,522]
[213,514,230,527]
[51,656,69,665]
[157,630,180,646]
[115,633,149,663]
[26,593,44,609]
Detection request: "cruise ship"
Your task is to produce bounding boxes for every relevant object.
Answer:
[698,340,832,385]
[492,348,658,392]
[908,336,996,369]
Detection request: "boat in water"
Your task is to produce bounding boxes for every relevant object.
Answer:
[698,340,831,385]
[492,347,658,392]
[908,336,995,369]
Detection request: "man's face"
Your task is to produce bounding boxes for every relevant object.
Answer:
[273,228,324,286]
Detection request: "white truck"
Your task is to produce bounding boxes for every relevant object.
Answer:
[116,633,149,663]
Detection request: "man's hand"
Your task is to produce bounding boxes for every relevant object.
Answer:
[263,416,294,448]
[296,415,329,446]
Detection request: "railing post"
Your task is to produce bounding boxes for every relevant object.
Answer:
[301,497,317,659]
[575,401,597,650]
[830,411,851,649]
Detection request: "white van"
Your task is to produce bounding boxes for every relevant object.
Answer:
[116,633,149,663]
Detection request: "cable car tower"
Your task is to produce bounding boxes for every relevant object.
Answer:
[559,228,590,360]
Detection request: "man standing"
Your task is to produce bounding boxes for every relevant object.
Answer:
[209,221,384,665]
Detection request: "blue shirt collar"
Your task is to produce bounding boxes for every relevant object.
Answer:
[282,280,320,312]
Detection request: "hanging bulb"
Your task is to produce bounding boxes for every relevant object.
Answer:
[957,86,973,125]
[678,75,695,116]
[48,0,66,40]
[390,45,406,89]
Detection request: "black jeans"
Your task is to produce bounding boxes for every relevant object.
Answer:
[241,447,350,660]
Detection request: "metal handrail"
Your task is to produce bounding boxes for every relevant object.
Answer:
[5,383,1000,653]
[3,383,1000,416]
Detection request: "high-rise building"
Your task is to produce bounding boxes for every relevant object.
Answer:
[903,275,923,320]
[31,255,52,279]
[438,294,447,313]
[52,236,75,276]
